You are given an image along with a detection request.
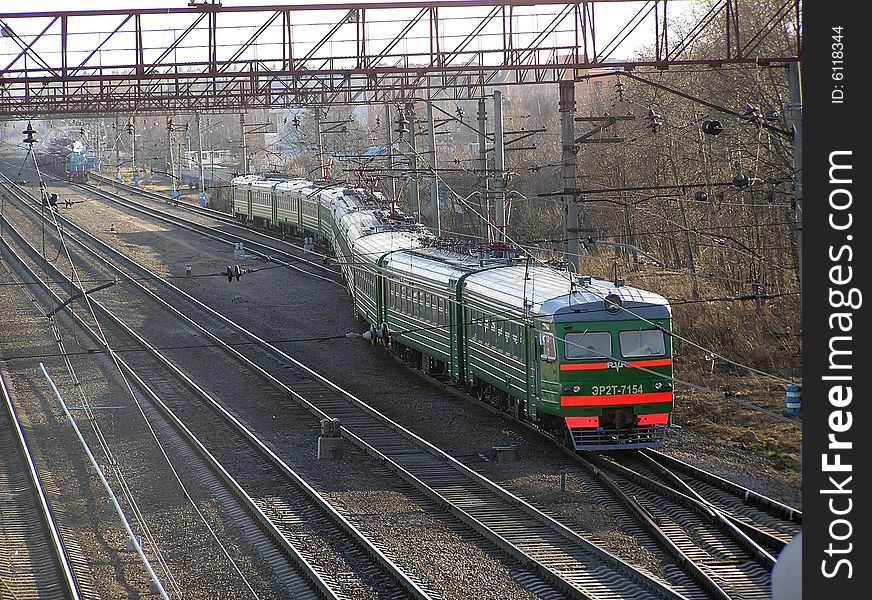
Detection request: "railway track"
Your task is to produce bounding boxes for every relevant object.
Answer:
[576,452,774,600]
[2,179,429,599]
[82,173,345,286]
[3,166,691,599]
[1,370,86,600]
[641,449,801,550]
[7,163,803,599]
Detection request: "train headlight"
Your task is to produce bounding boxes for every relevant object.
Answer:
[603,293,623,314]
[572,385,581,393]
[655,382,662,390]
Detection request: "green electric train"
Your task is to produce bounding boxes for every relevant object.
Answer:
[232,175,674,450]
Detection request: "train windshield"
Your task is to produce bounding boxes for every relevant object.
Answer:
[619,329,666,358]
[564,331,611,360]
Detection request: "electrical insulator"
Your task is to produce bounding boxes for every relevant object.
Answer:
[701,119,724,135]
[614,78,626,101]
[647,109,663,132]
[732,173,750,187]
[22,121,38,144]
[226,264,246,281]
[742,105,762,123]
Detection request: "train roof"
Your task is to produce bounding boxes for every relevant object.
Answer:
[231,174,310,191]
[352,231,427,266]
[231,174,262,186]
[275,178,311,193]
[462,265,671,322]
[382,246,492,289]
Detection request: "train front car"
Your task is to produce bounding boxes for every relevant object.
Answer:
[463,268,673,451]
[544,277,673,450]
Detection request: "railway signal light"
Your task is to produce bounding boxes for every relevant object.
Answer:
[43,192,59,211]
[701,119,724,135]
[732,173,750,187]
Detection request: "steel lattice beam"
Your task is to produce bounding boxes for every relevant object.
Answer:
[0,0,800,117]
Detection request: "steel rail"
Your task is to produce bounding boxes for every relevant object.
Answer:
[643,449,802,524]
[1,370,81,600]
[586,452,777,569]
[576,454,732,600]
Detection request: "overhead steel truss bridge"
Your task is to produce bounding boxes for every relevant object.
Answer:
[0,0,800,117]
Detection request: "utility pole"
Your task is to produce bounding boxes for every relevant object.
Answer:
[96,119,103,173]
[477,97,489,242]
[314,107,325,179]
[559,80,579,271]
[492,90,506,242]
[384,103,396,203]
[405,101,420,221]
[196,112,206,205]
[788,62,802,304]
[126,117,138,187]
[239,113,248,174]
[114,116,121,182]
[426,99,441,236]
[167,117,174,188]
[166,118,187,197]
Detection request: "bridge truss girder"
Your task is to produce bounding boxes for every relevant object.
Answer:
[0,0,800,117]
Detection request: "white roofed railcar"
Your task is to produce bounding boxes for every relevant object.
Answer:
[344,231,424,324]
[378,247,495,371]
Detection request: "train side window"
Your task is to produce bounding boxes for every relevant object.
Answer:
[539,332,556,361]
[619,329,666,358]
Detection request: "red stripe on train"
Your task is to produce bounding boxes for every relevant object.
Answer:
[560,358,672,371]
[636,413,670,426]
[565,416,600,428]
[560,391,673,407]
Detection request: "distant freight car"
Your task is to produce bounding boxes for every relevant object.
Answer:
[66,151,93,183]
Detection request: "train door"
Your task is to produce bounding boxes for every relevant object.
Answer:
[271,189,279,225]
[526,325,540,419]
[317,203,324,240]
